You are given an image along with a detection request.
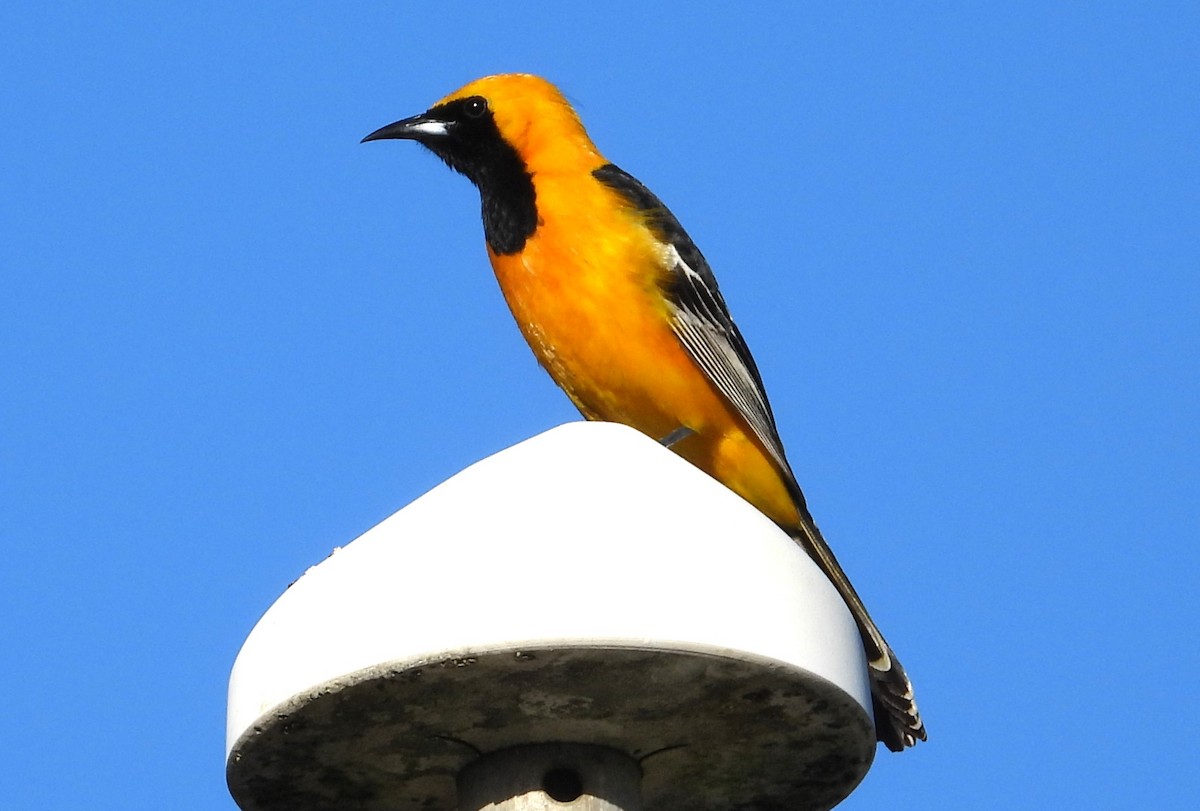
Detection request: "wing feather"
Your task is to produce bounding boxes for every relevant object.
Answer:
[592,164,792,477]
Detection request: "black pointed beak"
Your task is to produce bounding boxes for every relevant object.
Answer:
[361,112,451,144]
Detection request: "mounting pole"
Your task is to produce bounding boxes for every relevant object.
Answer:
[226,422,877,811]
[458,744,641,811]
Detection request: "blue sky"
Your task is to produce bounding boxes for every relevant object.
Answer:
[2,3,1197,808]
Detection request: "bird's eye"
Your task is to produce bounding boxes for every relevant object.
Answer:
[464,97,488,118]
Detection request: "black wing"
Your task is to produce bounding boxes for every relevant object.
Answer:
[593,163,794,479]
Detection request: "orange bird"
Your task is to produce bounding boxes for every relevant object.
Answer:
[363,74,924,750]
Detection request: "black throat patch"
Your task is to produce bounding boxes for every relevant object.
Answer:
[420,98,538,255]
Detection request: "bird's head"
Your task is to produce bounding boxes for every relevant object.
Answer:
[362,74,602,188]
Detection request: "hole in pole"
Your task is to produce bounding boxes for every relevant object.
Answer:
[542,767,583,802]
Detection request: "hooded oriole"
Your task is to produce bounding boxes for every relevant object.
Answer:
[363,74,925,751]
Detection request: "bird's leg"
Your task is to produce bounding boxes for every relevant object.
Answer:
[658,426,695,448]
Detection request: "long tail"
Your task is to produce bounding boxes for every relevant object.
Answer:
[788,505,926,751]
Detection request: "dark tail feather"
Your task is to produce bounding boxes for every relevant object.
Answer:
[788,514,925,751]
[867,641,926,752]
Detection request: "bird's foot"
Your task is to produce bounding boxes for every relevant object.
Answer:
[658,426,695,448]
